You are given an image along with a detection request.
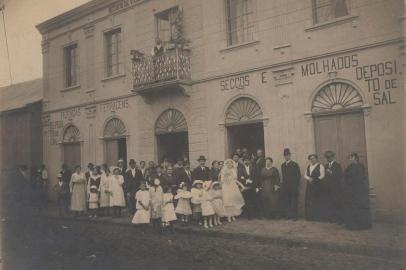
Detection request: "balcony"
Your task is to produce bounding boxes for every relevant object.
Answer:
[131,47,191,97]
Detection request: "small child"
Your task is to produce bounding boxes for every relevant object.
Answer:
[201,181,215,228]
[149,178,163,233]
[162,186,177,232]
[131,181,150,233]
[191,180,204,225]
[88,185,99,219]
[211,181,225,226]
[174,182,192,222]
[52,173,70,216]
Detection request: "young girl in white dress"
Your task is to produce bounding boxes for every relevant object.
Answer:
[175,182,192,223]
[162,186,177,232]
[191,180,204,225]
[201,181,215,228]
[131,181,150,233]
[109,168,126,218]
[211,181,225,226]
[150,178,163,233]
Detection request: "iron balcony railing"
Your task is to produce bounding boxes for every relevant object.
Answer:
[131,47,191,90]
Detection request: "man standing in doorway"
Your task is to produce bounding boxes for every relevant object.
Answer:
[238,157,257,219]
[117,159,126,177]
[324,150,344,224]
[125,159,143,215]
[281,148,301,220]
[192,156,210,182]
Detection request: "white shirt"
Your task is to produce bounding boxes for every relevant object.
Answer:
[304,163,325,181]
[244,165,250,175]
[131,168,136,177]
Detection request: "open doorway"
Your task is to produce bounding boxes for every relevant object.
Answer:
[157,132,189,164]
[227,122,264,158]
[105,138,127,167]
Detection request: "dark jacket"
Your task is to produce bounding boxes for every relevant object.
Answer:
[124,168,143,194]
[237,164,256,189]
[281,160,301,192]
[175,168,193,188]
[192,166,210,181]
[325,161,343,191]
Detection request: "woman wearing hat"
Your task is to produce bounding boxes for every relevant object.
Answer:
[304,154,326,221]
[220,159,245,222]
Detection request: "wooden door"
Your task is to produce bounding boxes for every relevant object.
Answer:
[105,140,119,167]
[314,112,367,169]
[63,143,81,170]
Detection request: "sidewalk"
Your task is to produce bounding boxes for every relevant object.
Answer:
[26,205,406,260]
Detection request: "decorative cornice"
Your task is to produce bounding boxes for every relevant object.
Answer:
[41,40,50,54]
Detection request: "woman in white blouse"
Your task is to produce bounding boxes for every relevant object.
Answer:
[109,167,126,218]
[304,154,327,222]
[69,165,87,216]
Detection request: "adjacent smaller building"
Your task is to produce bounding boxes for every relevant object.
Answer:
[0,79,43,173]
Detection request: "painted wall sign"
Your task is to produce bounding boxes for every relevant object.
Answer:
[100,99,129,112]
[61,108,81,120]
[356,60,399,106]
[220,75,250,91]
[301,54,359,77]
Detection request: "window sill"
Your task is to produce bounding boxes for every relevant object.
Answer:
[220,40,260,53]
[305,15,359,32]
[61,84,81,92]
[101,73,126,82]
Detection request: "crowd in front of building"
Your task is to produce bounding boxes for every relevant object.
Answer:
[4,146,367,233]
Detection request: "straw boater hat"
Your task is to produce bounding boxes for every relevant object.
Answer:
[90,185,98,193]
[192,180,204,187]
[211,181,221,188]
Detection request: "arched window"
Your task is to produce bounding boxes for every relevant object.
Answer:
[103,118,127,139]
[155,109,188,134]
[62,125,80,143]
[311,82,363,113]
[225,97,263,124]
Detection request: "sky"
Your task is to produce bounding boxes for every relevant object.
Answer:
[0,0,90,87]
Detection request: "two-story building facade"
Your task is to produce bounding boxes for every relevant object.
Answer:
[37,0,405,222]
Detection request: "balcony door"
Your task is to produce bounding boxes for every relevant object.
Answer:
[155,109,189,164]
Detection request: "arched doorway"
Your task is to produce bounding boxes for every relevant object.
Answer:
[225,97,265,157]
[103,118,127,167]
[155,109,189,164]
[312,82,367,169]
[62,125,81,170]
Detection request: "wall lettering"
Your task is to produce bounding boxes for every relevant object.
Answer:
[220,75,250,91]
[301,54,359,77]
[100,99,129,112]
[61,108,81,120]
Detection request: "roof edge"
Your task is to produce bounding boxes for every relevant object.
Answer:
[36,0,113,34]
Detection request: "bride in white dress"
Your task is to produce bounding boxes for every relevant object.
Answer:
[220,159,245,222]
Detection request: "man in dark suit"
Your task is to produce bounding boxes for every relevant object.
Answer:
[192,155,210,182]
[254,149,265,180]
[139,161,147,181]
[281,148,301,220]
[85,163,94,185]
[60,164,72,185]
[175,161,193,189]
[124,159,143,215]
[117,159,126,177]
[324,150,344,223]
[238,157,257,219]
[151,166,168,187]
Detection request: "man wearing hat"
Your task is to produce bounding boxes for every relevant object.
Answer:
[125,159,143,215]
[324,150,343,223]
[281,148,301,220]
[192,155,210,182]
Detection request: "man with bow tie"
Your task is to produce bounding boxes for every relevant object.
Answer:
[192,155,210,182]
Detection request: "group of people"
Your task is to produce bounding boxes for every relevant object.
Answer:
[46,147,372,232]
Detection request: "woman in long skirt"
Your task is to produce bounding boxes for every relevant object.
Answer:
[109,167,126,217]
[259,157,281,218]
[69,165,87,216]
[343,153,371,230]
[220,159,245,222]
[99,164,111,216]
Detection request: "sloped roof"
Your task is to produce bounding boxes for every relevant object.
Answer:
[0,79,43,113]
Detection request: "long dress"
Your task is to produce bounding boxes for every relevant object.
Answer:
[162,193,177,222]
[69,172,87,211]
[99,173,111,208]
[201,189,215,216]
[211,189,225,217]
[109,175,125,207]
[150,186,163,219]
[131,190,151,224]
[175,189,192,215]
[343,162,371,230]
[220,168,245,217]
[260,167,281,217]
[87,174,101,209]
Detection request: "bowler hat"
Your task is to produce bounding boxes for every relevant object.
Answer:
[197,155,207,161]
[283,148,291,156]
[324,151,335,158]
[129,159,136,164]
